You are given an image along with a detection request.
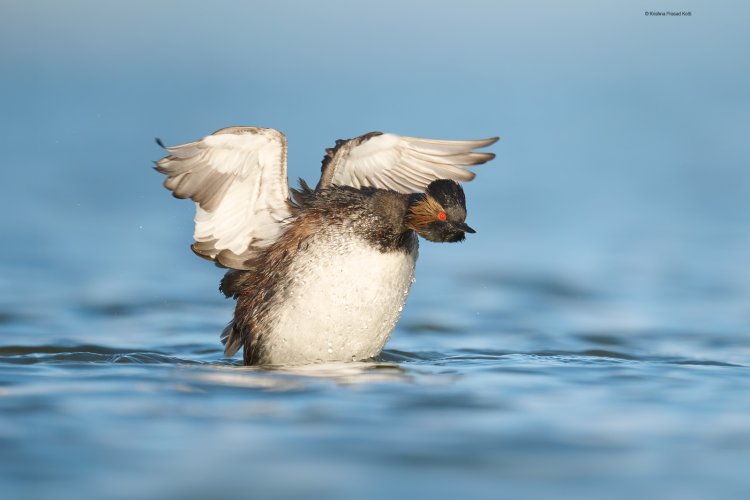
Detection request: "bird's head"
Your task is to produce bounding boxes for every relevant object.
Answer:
[407,179,475,243]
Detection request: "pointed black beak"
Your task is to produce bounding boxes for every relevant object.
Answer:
[455,222,476,234]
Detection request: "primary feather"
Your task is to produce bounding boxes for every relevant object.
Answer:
[318,132,498,192]
[155,127,291,270]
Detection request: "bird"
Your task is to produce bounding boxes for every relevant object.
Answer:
[155,126,498,365]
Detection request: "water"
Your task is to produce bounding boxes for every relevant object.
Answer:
[3,237,750,499]
[2,1,750,499]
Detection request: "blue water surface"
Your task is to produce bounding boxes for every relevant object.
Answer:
[1,1,750,499]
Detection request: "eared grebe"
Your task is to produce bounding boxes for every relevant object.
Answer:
[156,127,497,365]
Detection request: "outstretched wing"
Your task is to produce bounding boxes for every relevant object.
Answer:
[155,126,291,270]
[317,132,498,192]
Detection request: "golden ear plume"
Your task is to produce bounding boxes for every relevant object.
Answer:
[407,195,444,231]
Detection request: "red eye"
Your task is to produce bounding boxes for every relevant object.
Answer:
[437,212,447,221]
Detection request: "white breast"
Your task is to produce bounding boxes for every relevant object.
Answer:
[260,236,418,365]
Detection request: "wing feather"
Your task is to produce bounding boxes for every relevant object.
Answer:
[318,133,498,193]
[155,126,291,270]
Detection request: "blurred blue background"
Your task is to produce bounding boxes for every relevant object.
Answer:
[2,0,748,295]
[1,1,749,499]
